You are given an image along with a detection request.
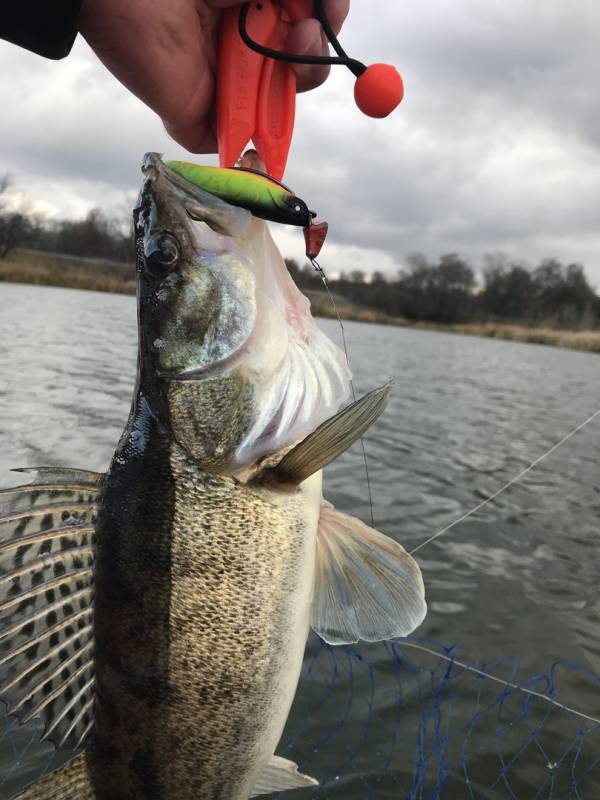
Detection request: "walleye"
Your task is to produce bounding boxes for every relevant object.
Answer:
[0,154,426,800]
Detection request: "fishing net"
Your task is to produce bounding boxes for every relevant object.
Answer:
[1,636,598,799]
[279,636,600,800]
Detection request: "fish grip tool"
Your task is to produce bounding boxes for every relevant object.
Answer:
[217,0,405,181]
[217,1,404,259]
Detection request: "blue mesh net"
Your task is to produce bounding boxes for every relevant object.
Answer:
[2,635,598,799]
[278,635,600,799]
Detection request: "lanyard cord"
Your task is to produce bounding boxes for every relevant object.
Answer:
[238,1,367,78]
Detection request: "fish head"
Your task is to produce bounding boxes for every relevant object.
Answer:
[135,153,351,474]
[135,152,256,380]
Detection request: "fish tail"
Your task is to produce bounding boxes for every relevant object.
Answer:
[17,754,95,800]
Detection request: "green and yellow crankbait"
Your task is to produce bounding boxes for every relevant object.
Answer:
[164,161,313,229]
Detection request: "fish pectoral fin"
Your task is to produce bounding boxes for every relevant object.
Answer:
[258,384,391,486]
[0,467,100,753]
[250,755,318,797]
[311,502,427,645]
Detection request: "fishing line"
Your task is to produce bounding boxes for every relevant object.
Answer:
[394,641,600,726]
[311,257,376,527]
[410,405,600,556]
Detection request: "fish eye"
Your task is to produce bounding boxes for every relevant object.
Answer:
[144,233,179,277]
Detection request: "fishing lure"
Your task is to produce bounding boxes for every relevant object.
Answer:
[165,160,329,260]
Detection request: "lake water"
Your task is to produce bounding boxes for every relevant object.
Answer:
[0,282,599,798]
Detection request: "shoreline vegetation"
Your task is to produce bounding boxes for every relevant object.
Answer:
[305,291,600,353]
[2,249,600,354]
[0,248,136,294]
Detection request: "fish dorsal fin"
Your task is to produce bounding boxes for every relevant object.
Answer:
[250,755,318,797]
[0,468,100,752]
[10,467,103,483]
[258,384,391,485]
[312,502,427,645]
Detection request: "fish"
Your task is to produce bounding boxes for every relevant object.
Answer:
[0,153,427,800]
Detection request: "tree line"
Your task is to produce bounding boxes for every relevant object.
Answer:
[286,252,600,328]
[2,174,598,327]
[0,175,131,263]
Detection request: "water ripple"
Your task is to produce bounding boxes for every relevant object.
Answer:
[1,285,599,795]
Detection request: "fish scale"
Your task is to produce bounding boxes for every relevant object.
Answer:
[86,424,318,800]
[162,448,318,798]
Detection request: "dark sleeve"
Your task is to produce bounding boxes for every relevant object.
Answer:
[0,0,85,60]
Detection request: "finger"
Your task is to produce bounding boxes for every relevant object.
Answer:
[80,0,218,152]
[164,117,217,154]
[321,0,350,35]
[285,18,331,93]
[162,75,217,153]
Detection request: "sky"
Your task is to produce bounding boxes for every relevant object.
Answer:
[1,1,599,283]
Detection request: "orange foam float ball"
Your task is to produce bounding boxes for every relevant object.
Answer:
[354,63,404,118]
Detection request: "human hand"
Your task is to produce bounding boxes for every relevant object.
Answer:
[78,0,350,153]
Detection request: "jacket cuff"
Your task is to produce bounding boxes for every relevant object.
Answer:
[0,0,85,60]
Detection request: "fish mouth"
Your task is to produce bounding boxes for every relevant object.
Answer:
[141,152,252,239]
[143,152,205,201]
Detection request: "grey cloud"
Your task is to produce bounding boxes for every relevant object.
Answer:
[0,1,599,282]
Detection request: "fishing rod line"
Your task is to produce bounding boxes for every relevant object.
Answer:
[410,406,600,555]
[394,641,600,727]
[311,257,376,528]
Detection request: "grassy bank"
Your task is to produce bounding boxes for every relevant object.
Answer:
[0,249,136,294]
[416,321,600,352]
[306,291,600,353]
[2,250,599,354]
[303,290,406,326]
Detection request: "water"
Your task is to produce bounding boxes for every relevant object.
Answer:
[0,282,599,798]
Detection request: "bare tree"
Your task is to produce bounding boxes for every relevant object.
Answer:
[0,173,27,260]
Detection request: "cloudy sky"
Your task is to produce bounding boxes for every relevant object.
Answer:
[1,1,599,282]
